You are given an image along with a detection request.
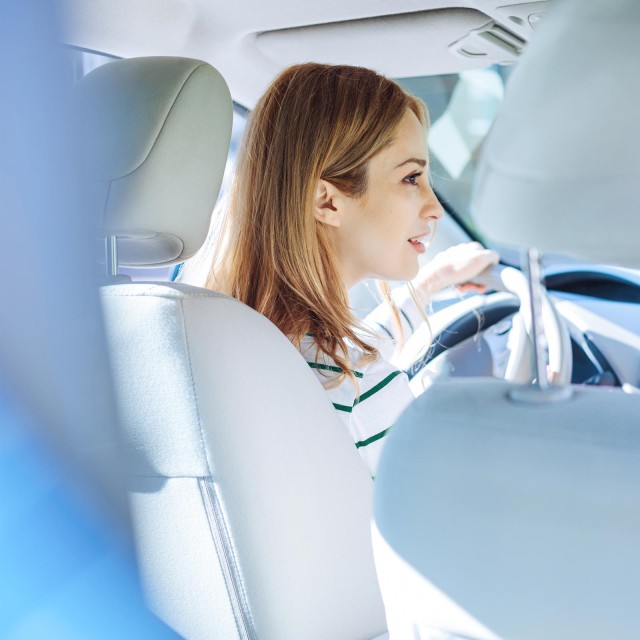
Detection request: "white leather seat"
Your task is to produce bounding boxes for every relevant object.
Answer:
[374,380,640,640]
[79,57,388,640]
[472,0,640,270]
[373,0,640,638]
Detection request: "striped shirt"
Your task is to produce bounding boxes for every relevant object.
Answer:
[299,285,425,474]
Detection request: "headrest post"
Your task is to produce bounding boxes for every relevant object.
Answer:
[510,247,572,404]
[105,235,119,277]
[525,247,547,391]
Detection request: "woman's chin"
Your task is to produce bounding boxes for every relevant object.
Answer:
[368,258,420,283]
[384,266,420,283]
[403,262,421,282]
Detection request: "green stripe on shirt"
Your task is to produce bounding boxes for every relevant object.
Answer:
[400,308,414,332]
[354,370,402,406]
[355,427,390,449]
[307,361,364,378]
[332,402,353,413]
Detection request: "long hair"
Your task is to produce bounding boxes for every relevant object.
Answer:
[197,63,427,385]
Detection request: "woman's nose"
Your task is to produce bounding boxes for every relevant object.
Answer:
[421,185,444,220]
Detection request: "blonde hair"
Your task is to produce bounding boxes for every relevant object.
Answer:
[199,63,427,385]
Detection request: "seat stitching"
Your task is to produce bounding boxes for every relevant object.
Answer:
[199,478,258,640]
[100,289,235,301]
[178,297,214,476]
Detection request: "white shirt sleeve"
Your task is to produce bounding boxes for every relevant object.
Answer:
[300,335,416,476]
[346,355,416,476]
[363,285,426,361]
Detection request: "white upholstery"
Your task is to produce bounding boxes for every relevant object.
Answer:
[79,57,232,266]
[374,2,640,636]
[472,0,640,268]
[374,379,640,639]
[101,283,387,640]
[87,57,388,639]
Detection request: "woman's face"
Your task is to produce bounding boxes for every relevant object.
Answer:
[320,108,444,289]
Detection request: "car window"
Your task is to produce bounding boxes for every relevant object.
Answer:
[67,47,116,81]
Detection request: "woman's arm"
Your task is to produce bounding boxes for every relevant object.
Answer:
[411,241,499,305]
[364,242,499,355]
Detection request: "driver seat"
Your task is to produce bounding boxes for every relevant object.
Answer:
[79,57,387,640]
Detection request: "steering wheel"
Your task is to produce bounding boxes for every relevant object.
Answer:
[397,265,573,388]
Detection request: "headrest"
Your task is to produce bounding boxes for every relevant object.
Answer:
[472,0,640,268]
[78,57,232,267]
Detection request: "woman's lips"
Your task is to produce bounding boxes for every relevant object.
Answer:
[408,231,430,254]
[408,236,427,254]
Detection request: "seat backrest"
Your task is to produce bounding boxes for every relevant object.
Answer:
[374,379,640,640]
[373,1,640,637]
[79,57,387,640]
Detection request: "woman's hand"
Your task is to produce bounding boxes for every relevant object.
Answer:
[412,241,499,301]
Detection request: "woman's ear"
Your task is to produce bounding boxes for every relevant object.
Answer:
[313,179,342,227]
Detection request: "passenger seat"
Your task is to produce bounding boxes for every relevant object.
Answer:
[78,56,388,640]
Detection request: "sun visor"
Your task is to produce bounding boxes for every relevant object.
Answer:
[472,0,640,268]
[256,9,521,78]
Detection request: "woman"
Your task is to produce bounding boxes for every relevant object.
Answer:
[191,63,497,473]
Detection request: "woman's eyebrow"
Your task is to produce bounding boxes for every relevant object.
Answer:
[394,157,427,169]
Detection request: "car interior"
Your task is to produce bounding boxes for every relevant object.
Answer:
[4,0,640,638]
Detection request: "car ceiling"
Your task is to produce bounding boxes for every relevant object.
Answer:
[61,0,548,108]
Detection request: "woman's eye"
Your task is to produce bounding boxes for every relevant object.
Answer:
[404,171,423,186]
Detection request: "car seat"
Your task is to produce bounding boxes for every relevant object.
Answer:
[372,0,640,638]
[79,56,388,640]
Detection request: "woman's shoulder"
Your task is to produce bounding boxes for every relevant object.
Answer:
[298,333,415,476]
[299,333,405,390]
[299,334,367,381]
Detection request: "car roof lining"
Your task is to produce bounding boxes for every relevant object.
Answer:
[61,0,549,107]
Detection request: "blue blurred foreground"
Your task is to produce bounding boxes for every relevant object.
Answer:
[0,2,179,637]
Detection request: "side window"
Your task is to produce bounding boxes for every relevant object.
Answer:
[69,48,247,282]
[67,47,115,81]
[215,105,249,220]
